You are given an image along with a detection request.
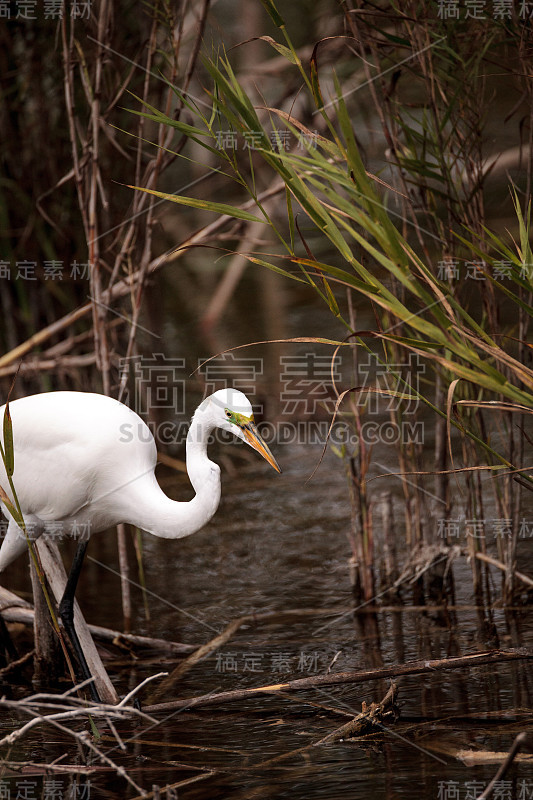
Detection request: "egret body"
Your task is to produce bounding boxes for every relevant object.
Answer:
[0,388,280,696]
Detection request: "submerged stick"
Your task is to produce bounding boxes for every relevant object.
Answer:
[144,648,533,713]
[313,682,398,745]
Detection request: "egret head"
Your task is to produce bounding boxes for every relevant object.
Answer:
[207,388,281,473]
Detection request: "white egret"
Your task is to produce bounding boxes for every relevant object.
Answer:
[0,388,281,698]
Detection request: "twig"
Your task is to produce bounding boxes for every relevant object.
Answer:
[474,552,533,589]
[0,697,156,748]
[0,354,97,378]
[144,648,533,713]
[0,759,98,775]
[313,683,398,745]
[0,649,34,676]
[117,672,168,708]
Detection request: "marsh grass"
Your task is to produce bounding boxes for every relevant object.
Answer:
[129,0,533,600]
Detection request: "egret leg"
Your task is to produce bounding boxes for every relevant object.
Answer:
[58,539,100,703]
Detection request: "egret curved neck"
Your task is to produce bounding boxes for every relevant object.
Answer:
[123,406,221,540]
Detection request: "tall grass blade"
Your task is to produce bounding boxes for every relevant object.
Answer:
[2,404,14,477]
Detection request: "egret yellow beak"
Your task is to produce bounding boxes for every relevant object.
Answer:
[242,422,282,473]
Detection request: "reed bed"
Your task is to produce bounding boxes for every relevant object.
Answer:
[119,1,533,603]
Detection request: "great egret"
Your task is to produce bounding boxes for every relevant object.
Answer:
[0,388,281,698]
